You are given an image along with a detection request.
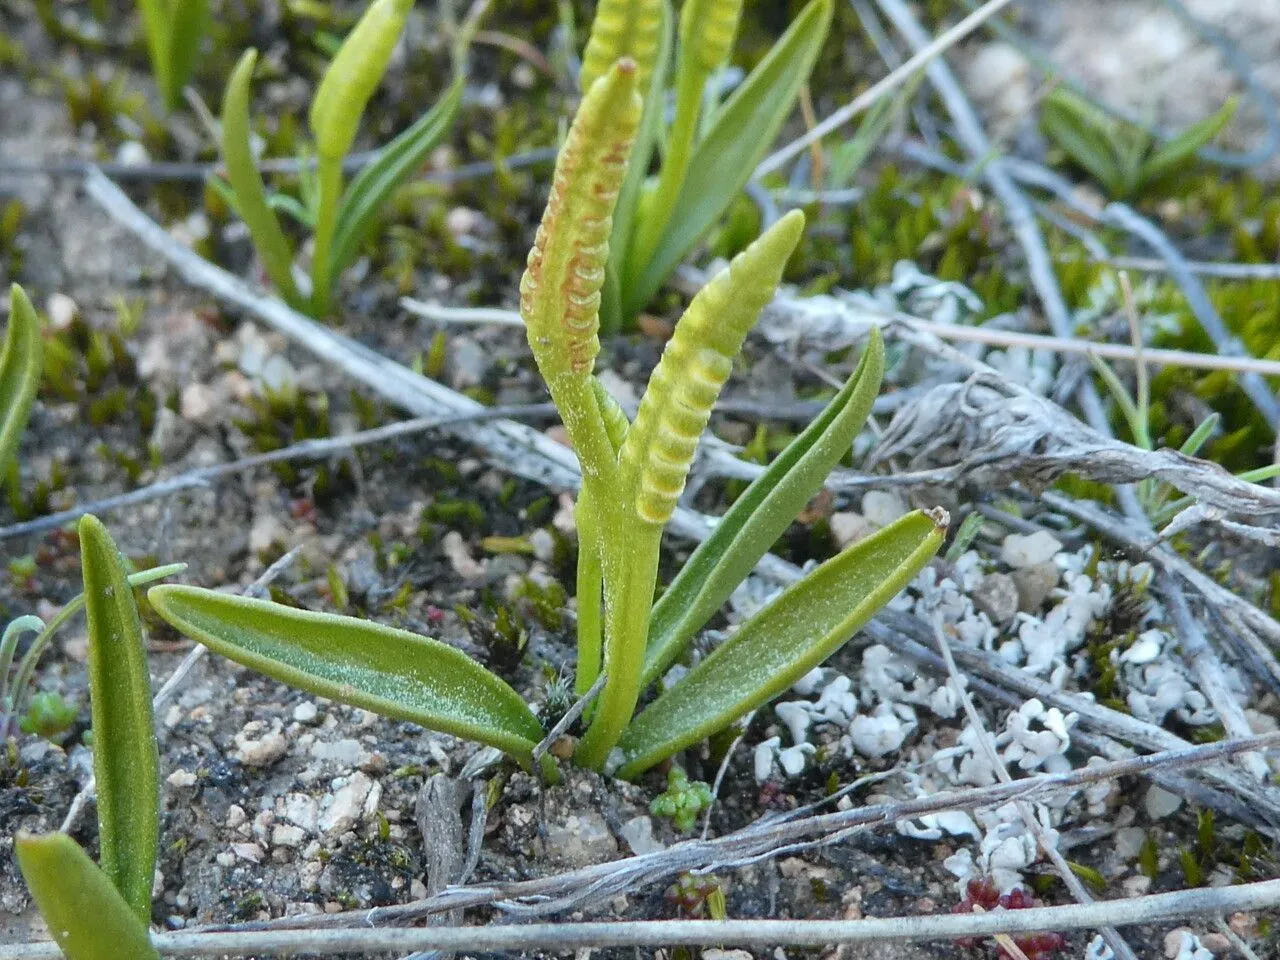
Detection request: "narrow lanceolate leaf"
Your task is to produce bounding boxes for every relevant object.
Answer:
[621,210,805,526]
[641,328,884,688]
[521,60,641,388]
[329,76,463,277]
[579,0,664,94]
[623,0,831,316]
[79,514,159,924]
[0,284,43,480]
[220,50,302,307]
[1039,90,1124,195]
[148,586,546,766]
[165,0,210,110]
[309,0,413,160]
[16,833,159,960]
[1141,96,1238,184]
[617,508,947,777]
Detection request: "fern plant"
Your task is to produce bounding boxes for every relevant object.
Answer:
[150,59,945,778]
[215,0,463,317]
[577,0,834,332]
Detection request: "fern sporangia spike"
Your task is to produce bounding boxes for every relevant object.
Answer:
[309,0,413,160]
[622,210,805,526]
[580,0,664,95]
[679,0,744,74]
[519,59,641,483]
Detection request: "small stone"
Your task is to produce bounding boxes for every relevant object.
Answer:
[283,793,320,833]
[231,842,264,864]
[1144,784,1184,820]
[293,702,319,724]
[249,513,289,556]
[1001,531,1062,569]
[271,825,307,848]
[311,737,366,766]
[166,769,198,788]
[862,491,907,528]
[829,512,876,548]
[234,721,288,767]
[442,531,486,580]
[180,383,220,425]
[1012,562,1059,612]
[449,338,487,389]
[972,572,1019,624]
[46,293,78,330]
[226,805,248,830]
[544,810,618,867]
[319,772,375,835]
[1122,875,1153,897]
[115,141,151,167]
[619,816,665,855]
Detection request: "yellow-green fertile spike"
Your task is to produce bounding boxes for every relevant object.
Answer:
[679,0,743,73]
[310,0,413,159]
[520,60,641,393]
[580,0,664,94]
[622,210,804,525]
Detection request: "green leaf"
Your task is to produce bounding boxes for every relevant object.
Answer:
[0,284,43,482]
[164,0,209,110]
[309,0,413,160]
[15,833,159,960]
[641,328,884,688]
[329,76,464,278]
[136,0,171,110]
[147,585,546,767]
[1141,96,1238,185]
[828,75,919,190]
[1040,89,1124,195]
[79,514,159,924]
[617,508,946,777]
[622,0,832,318]
[219,50,303,307]
[600,0,674,335]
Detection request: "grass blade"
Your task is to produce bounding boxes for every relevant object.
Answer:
[79,514,159,924]
[219,50,302,307]
[329,77,464,279]
[16,833,159,960]
[148,585,546,767]
[641,328,884,688]
[617,508,946,777]
[1,284,43,481]
[622,0,831,318]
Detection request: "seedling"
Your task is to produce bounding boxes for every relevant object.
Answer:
[149,60,945,779]
[136,0,209,111]
[16,516,167,959]
[579,0,835,331]
[0,284,43,483]
[650,767,713,831]
[215,0,464,316]
[1041,87,1238,198]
